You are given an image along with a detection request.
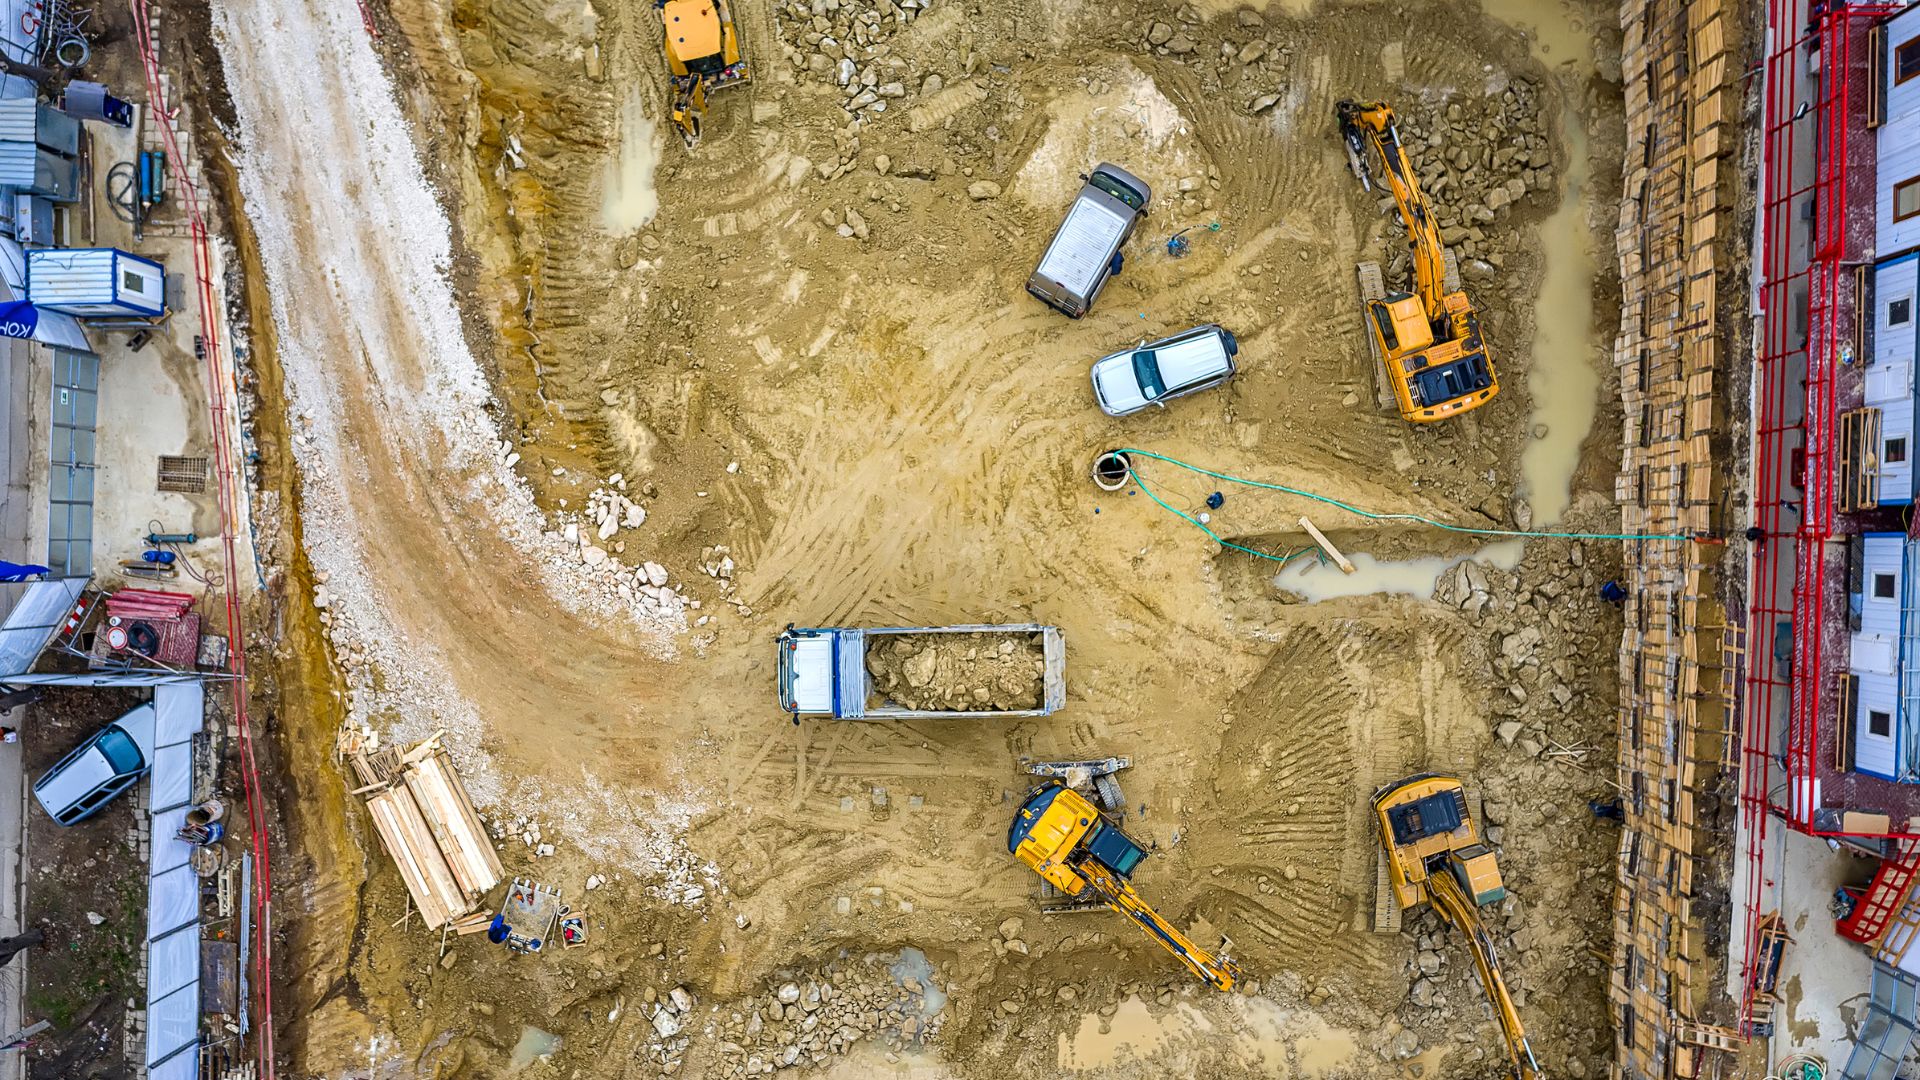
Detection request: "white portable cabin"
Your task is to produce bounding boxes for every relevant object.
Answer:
[26,248,166,317]
[1855,533,1914,780]
[1879,6,1920,256]
[1870,255,1919,504]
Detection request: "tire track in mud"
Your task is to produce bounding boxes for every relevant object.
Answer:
[1189,618,1480,980]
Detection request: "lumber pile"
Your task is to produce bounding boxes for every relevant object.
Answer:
[350,732,503,929]
[1609,0,1740,1069]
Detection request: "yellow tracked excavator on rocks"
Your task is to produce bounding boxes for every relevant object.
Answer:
[1009,772,1240,991]
[658,0,749,148]
[1374,773,1543,1080]
[1337,99,1499,422]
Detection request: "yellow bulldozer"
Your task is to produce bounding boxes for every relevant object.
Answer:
[657,0,749,148]
[1337,99,1499,422]
[1374,773,1543,1080]
[1009,766,1239,991]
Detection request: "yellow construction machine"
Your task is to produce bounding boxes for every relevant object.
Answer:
[1337,99,1499,422]
[657,0,749,148]
[1374,773,1542,1080]
[1009,776,1240,991]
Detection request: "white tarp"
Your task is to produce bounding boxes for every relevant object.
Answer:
[144,677,205,1073]
[0,577,82,675]
[153,680,204,745]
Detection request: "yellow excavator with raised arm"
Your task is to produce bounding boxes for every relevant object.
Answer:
[657,0,750,148]
[1374,774,1542,1080]
[1009,778,1240,990]
[1337,99,1499,422]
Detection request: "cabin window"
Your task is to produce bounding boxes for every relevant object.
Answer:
[1894,298,1913,326]
[1898,176,1920,222]
[1872,709,1894,737]
[1876,571,1899,599]
[1900,35,1920,84]
[1888,437,1909,465]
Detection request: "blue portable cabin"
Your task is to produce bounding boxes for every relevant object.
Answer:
[1850,533,1920,780]
[26,247,166,317]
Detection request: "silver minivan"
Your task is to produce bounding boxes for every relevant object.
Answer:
[1026,163,1152,318]
[1090,324,1240,416]
[34,702,156,825]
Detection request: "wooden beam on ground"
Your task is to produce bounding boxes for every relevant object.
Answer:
[1297,515,1356,574]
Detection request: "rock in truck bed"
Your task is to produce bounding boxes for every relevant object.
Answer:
[864,631,1046,712]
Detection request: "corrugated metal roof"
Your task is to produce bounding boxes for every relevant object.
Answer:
[0,96,34,143]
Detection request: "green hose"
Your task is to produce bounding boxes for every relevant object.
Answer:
[1115,448,1696,563]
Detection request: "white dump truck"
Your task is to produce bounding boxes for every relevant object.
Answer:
[777,624,1066,719]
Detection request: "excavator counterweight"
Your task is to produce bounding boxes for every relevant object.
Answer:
[1008,781,1239,991]
[1374,773,1542,1080]
[1336,99,1500,422]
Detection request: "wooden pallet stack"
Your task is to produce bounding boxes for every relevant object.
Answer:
[1609,0,1740,1069]
[349,732,504,930]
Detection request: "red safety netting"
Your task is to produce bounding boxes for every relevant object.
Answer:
[125,2,275,1073]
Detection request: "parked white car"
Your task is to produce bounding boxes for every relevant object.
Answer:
[1090,324,1239,416]
[33,702,156,825]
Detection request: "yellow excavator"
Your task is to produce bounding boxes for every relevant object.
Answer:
[1009,778,1240,991]
[657,0,749,148]
[1375,773,1542,1080]
[1337,99,1499,422]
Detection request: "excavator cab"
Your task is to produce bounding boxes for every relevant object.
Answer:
[1447,844,1507,907]
[1369,293,1436,355]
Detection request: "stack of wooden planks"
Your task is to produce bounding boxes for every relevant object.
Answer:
[351,732,503,929]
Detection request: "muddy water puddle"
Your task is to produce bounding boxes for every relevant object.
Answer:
[1274,539,1524,601]
[507,1026,562,1072]
[1059,995,1375,1073]
[602,88,662,233]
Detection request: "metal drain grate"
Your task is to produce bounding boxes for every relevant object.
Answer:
[156,455,208,493]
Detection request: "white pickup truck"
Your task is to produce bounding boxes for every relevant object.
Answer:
[777,624,1067,719]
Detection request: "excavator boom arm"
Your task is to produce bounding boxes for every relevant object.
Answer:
[1337,100,1450,321]
[1427,870,1543,1080]
[1080,858,1239,992]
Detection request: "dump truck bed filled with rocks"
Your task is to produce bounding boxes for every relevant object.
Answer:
[865,630,1046,712]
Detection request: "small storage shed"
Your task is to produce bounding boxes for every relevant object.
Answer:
[1880,5,1920,256]
[26,247,166,317]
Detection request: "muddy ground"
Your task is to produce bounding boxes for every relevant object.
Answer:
[190,0,1630,1072]
[17,687,148,1080]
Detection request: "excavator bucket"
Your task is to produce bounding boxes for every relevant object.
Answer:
[671,78,707,148]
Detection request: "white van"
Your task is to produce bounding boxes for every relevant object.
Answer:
[1090,324,1240,416]
[1026,163,1151,318]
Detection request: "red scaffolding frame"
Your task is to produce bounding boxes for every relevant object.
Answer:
[127,2,277,1074]
[1740,0,1902,1034]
